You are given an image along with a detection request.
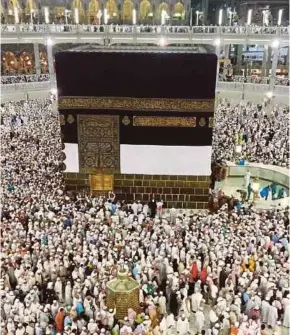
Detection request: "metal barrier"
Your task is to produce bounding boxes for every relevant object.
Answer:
[1,24,289,36]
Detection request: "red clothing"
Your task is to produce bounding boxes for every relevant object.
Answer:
[55,311,65,333]
[199,267,208,283]
[191,262,198,281]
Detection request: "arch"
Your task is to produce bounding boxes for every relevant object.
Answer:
[106,0,118,18]
[2,51,18,75]
[88,0,100,17]
[25,0,37,15]
[157,2,169,19]
[174,1,184,16]
[122,0,133,21]
[8,0,22,15]
[72,0,85,17]
[18,51,34,74]
[139,0,152,20]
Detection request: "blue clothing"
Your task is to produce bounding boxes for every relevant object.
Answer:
[64,217,71,229]
[243,292,249,303]
[132,266,138,279]
[111,203,117,214]
[260,187,269,199]
[76,302,84,314]
[272,234,279,244]
[64,316,72,327]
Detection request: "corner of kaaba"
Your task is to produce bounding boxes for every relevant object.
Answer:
[56,48,217,209]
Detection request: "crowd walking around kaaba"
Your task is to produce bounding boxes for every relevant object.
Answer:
[0,99,289,335]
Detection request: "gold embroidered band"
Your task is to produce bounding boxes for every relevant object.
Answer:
[133,116,197,127]
[58,96,215,112]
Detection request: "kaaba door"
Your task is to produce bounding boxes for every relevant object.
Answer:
[77,115,120,174]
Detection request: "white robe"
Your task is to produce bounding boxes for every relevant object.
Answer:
[180,298,191,318]
[166,314,176,335]
[261,300,270,323]
[65,284,72,305]
[54,280,63,301]
[176,318,189,335]
[191,292,203,312]
[283,303,290,327]
[266,305,278,327]
[195,310,205,331]
[158,296,167,315]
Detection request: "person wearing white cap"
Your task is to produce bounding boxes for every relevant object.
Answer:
[15,323,25,335]
[158,292,167,315]
[195,307,205,332]
[176,314,189,335]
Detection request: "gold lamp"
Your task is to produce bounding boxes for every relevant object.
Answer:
[252,177,260,205]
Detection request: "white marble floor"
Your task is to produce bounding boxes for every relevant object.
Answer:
[220,177,289,210]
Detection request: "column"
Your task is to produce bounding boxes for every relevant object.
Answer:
[46,40,55,83]
[202,0,209,24]
[270,46,279,91]
[33,43,41,75]
[236,44,243,75]
[215,43,221,85]
[265,46,272,77]
[261,45,268,78]
[224,44,230,59]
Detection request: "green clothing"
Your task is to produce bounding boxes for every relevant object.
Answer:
[247,184,252,200]
[135,314,144,324]
[271,183,277,195]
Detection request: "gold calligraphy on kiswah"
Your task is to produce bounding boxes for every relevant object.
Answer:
[133,116,197,127]
[58,96,215,112]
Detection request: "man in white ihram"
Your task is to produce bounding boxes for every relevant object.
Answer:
[176,314,190,335]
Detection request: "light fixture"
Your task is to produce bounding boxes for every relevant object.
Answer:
[132,9,136,25]
[214,38,221,46]
[159,37,166,47]
[247,9,252,25]
[74,8,79,24]
[252,178,260,192]
[218,9,223,25]
[44,7,50,24]
[46,38,53,46]
[277,9,283,26]
[271,39,280,48]
[265,91,273,99]
[51,88,57,95]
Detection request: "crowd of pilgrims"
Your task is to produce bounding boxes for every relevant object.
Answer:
[0,98,289,335]
[212,101,289,168]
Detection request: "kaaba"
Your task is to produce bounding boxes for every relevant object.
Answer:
[55,48,217,209]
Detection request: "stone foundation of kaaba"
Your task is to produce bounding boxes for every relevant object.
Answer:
[63,172,209,209]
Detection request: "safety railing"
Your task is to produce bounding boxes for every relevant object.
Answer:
[1,24,289,36]
[2,80,289,98]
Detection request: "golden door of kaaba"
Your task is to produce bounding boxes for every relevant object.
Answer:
[89,174,114,194]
